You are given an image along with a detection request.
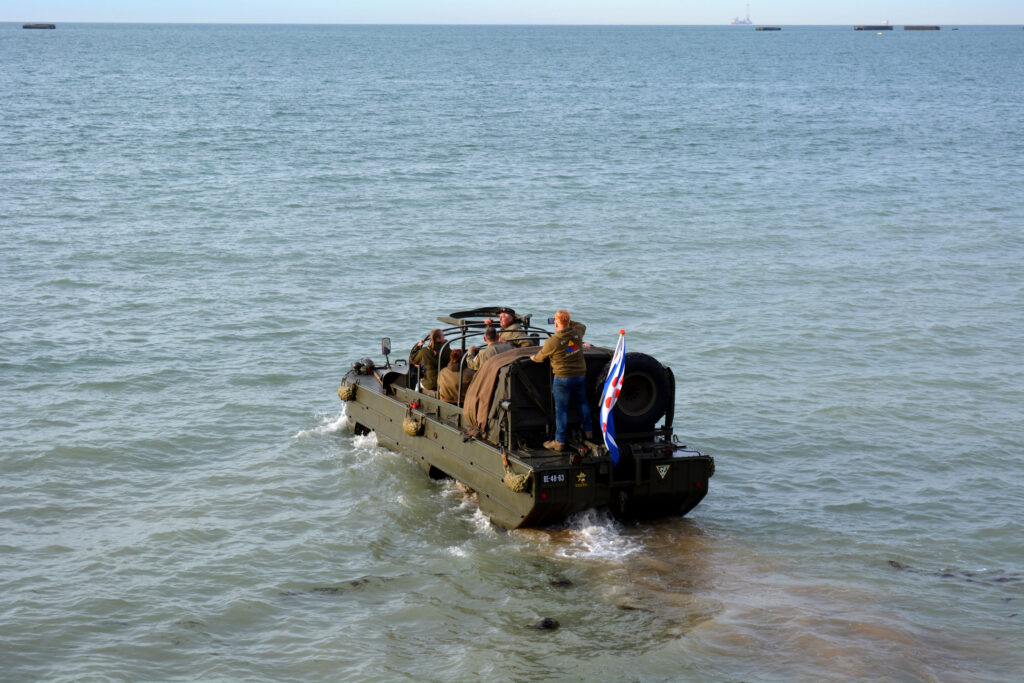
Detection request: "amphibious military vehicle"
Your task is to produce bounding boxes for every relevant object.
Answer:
[337,307,714,529]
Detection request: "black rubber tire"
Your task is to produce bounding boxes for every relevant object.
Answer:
[594,352,671,432]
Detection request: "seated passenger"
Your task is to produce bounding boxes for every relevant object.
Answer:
[409,328,445,397]
[466,326,514,371]
[437,349,475,405]
[485,308,532,348]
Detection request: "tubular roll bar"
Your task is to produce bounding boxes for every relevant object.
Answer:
[418,317,552,405]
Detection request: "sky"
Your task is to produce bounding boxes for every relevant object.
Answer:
[3,1,1023,26]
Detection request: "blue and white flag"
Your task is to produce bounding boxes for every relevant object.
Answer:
[600,330,626,465]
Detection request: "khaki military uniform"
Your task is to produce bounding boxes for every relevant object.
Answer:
[499,322,532,348]
[409,344,440,390]
[437,366,475,404]
[466,341,514,371]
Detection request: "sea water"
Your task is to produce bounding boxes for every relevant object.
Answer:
[1,24,1022,681]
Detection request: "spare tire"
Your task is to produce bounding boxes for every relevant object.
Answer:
[594,352,671,432]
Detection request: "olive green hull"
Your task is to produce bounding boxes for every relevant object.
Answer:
[341,371,713,530]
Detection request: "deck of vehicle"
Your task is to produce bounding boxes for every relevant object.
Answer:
[338,308,714,529]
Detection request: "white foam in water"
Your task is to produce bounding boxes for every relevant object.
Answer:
[448,481,478,507]
[469,508,498,535]
[435,481,498,534]
[553,510,644,561]
[292,408,351,439]
[351,431,379,451]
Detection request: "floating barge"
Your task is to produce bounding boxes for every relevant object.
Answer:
[905,26,941,30]
[854,25,893,30]
[756,27,781,31]
[22,24,56,29]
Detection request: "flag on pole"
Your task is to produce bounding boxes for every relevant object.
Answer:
[601,330,626,465]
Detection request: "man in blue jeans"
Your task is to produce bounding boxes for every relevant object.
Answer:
[530,310,593,452]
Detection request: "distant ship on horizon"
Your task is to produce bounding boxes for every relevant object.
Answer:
[731,4,753,25]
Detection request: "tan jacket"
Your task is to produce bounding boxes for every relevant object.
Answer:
[499,322,532,348]
[531,321,587,377]
[466,341,514,371]
[437,366,475,404]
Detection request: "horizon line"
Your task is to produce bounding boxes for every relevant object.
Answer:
[6,21,1023,26]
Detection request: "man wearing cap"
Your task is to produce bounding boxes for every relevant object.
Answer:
[485,308,531,348]
[530,310,593,452]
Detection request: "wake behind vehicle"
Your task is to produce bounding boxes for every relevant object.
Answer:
[337,308,714,529]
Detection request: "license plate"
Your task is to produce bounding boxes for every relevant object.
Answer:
[541,472,567,486]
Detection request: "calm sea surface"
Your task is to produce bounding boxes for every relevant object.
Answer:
[2,23,1023,681]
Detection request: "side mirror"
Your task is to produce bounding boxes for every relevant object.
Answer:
[381,337,392,356]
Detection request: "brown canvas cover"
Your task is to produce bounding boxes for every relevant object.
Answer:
[463,347,536,432]
[463,346,614,443]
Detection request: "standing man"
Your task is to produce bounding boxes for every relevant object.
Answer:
[485,308,531,348]
[530,310,593,451]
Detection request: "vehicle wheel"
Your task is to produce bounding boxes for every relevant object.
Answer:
[352,422,371,436]
[594,352,671,432]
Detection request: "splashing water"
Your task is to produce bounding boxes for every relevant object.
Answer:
[292,408,350,439]
[511,509,645,562]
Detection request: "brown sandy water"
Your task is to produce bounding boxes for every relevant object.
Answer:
[514,518,1017,681]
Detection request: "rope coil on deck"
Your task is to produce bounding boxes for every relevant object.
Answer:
[337,382,357,402]
[402,405,424,436]
[501,452,529,492]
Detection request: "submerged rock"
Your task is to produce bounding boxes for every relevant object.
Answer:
[531,617,560,630]
[888,560,1022,586]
